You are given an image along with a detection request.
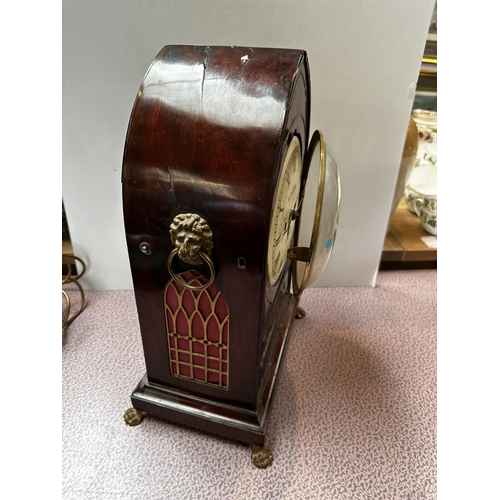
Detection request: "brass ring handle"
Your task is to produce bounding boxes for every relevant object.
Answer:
[62,277,86,328]
[62,253,87,329]
[62,254,87,283]
[167,248,216,291]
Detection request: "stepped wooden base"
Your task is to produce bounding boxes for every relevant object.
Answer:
[127,294,298,448]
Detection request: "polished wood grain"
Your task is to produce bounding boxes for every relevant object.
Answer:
[381,233,404,262]
[122,46,310,443]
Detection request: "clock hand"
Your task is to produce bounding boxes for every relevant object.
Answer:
[283,216,291,238]
[283,209,296,238]
[291,196,303,220]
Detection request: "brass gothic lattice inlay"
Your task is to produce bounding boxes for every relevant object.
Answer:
[164,270,229,388]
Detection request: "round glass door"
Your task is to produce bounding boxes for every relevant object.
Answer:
[290,130,341,297]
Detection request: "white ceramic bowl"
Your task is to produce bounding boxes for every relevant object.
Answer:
[416,206,437,235]
[412,109,437,132]
[407,164,437,195]
[404,164,437,213]
[423,143,437,164]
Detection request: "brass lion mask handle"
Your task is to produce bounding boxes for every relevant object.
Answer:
[167,213,215,291]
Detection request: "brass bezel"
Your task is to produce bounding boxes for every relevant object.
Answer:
[291,130,326,298]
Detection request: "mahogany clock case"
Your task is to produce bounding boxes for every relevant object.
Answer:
[122,45,311,445]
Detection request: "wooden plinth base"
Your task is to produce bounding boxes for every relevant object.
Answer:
[129,293,298,446]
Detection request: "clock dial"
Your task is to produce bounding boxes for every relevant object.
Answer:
[267,136,302,286]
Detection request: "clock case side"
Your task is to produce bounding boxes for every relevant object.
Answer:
[257,54,311,425]
[122,46,310,445]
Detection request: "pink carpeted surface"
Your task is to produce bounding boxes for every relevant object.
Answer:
[62,270,436,500]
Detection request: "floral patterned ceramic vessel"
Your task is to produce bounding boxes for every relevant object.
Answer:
[404,163,437,235]
[413,109,437,163]
[423,143,437,165]
[404,165,436,211]
[414,205,437,235]
[412,109,437,132]
[418,127,434,143]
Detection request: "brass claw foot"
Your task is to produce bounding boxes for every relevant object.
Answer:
[124,407,144,426]
[295,307,306,319]
[251,444,273,468]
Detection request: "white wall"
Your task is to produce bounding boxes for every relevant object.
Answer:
[63,0,435,290]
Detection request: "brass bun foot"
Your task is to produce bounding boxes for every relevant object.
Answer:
[251,445,273,468]
[295,307,306,319]
[124,408,144,426]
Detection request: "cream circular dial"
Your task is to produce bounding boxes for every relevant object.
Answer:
[267,136,302,285]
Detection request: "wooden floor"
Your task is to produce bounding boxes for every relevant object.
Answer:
[381,197,437,268]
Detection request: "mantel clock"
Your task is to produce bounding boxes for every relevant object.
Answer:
[122,45,340,468]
